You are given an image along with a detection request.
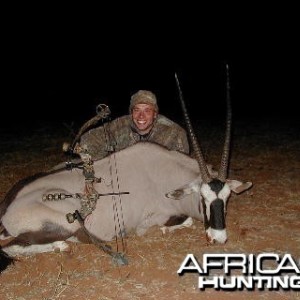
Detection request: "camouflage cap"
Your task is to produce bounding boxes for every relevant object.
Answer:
[129,90,159,112]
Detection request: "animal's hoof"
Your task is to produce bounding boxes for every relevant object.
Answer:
[52,241,70,253]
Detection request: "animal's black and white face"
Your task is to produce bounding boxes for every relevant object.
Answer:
[165,176,252,243]
[200,179,231,244]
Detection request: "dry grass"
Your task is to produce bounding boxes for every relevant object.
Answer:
[0,118,299,300]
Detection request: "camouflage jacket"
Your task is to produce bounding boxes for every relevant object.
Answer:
[79,114,190,161]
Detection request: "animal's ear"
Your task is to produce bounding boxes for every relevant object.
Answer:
[226,179,253,194]
[165,179,200,200]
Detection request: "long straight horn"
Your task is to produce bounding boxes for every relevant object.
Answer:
[175,73,211,183]
[218,63,232,182]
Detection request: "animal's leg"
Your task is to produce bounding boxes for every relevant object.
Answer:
[163,215,189,226]
[160,216,194,234]
[0,222,75,256]
[136,214,175,236]
[3,241,70,256]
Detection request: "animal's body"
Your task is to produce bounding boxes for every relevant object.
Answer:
[0,142,250,261]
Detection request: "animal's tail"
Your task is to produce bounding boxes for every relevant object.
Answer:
[0,247,15,273]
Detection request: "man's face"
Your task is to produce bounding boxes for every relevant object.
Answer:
[132,103,157,134]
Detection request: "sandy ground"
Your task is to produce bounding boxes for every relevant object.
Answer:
[0,117,299,300]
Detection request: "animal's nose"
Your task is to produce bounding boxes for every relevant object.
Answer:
[206,232,227,244]
[223,238,228,244]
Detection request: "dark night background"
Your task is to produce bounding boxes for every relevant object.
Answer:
[2,7,299,134]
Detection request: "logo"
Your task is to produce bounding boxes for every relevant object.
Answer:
[177,253,300,291]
